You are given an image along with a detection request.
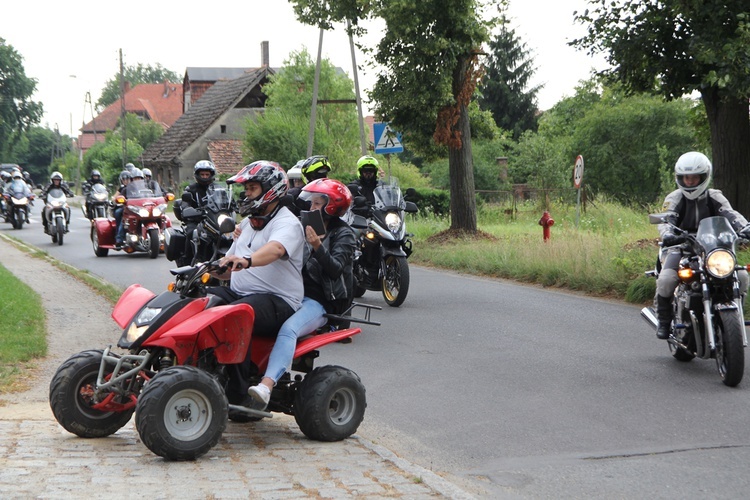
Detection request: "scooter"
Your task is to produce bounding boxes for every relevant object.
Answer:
[91,180,174,258]
[43,187,70,246]
[49,253,380,460]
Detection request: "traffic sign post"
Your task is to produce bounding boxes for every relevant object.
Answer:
[574,155,584,227]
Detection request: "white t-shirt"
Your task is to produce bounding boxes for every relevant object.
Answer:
[226,207,305,310]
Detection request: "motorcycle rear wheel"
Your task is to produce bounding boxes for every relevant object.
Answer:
[49,349,134,438]
[56,217,64,246]
[382,255,410,307]
[147,228,160,259]
[91,226,108,257]
[135,365,227,460]
[294,365,366,442]
[715,310,744,387]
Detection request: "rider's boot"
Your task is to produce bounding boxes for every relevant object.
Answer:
[656,295,673,340]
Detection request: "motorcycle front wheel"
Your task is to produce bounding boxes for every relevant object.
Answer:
[135,365,228,460]
[56,217,64,246]
[382,255,410,307]
[715,309,744,387]
[147,228,160,259]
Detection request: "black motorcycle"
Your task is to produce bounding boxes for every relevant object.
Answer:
[81,183,110,220]
[166,182,236,267]
[351,178,418,307]
[641,214,750,386]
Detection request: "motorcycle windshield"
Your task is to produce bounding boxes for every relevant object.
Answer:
[47,187,66,202]
[125,180,158,199]
[695,216,737,253]
[373,177,405,211]
[89,183,108,197]
[8,182,27,197]
[205,182,233,212]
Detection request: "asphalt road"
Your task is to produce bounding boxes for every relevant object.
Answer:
[5,207,750,498]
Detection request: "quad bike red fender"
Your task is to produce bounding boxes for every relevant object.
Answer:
[93,217,117,246]
[144,303,254,365]
[250,327,362,372]
[112,285,156,328]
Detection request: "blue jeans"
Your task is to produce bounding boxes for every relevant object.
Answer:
[114,207,125,243]
[264,297,326,383]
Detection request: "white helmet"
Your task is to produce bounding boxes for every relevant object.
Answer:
[287,165,303,180]
[675,152,711,200]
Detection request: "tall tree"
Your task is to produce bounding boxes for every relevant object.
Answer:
[291,0,497,233]
[244,48,360,170]
[97,63,180,109]
[0,38,43,156]
[572,0,750,215]
[479,12,542,140]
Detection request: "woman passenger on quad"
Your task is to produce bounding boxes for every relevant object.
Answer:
[208,161,306,407]
[246,178,357,410]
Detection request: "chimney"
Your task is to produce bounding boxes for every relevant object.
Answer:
[261,41,269,67]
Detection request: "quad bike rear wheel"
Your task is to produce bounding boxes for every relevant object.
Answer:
[49,349,134,438]
[294,365,366,442]
[135,365,227,460]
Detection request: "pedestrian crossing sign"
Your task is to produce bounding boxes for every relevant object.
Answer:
[373,122,404,154]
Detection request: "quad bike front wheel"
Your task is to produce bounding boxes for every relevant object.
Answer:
[49,349,134,438]
[135,365,227,460]
[294,365,366,442]
[382,255,410,307]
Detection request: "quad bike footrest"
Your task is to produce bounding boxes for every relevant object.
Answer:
[227,404,272,419]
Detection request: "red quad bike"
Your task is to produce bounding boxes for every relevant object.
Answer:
[49,259,380,461]
[92,181,175,258]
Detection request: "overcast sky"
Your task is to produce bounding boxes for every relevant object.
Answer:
[2,0,604,137]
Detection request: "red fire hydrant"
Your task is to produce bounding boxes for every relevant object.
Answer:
[538,210,555,242]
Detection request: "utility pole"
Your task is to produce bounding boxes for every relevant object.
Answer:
[119,49,127,169]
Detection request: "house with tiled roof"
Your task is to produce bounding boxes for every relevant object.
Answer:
[78,81,183,154]
[141,67,273,189]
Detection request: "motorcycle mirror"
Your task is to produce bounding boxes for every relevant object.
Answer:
[404,201,418,213]
[648,213,669,225]
[405,187,417,198]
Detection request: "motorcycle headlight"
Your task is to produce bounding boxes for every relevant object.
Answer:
[152,206,164,217]
[385,212,402,232]
[51,200,62,208]
[128,205,149,217]
[706,249,735,278]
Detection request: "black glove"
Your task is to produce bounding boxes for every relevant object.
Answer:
[662,232,686,247]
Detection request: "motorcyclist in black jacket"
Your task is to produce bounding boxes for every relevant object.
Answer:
[173,160,218,264]
[654,151,750,339]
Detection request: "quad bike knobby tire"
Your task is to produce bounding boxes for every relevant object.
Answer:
[49,349,134,438]
[135,365,227,460]
[294,365,366,442]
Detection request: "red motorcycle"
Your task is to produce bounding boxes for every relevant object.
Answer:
[91,180,175,258]
[49,258,378,460]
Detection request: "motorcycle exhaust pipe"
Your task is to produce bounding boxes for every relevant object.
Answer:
[640,306,658,331]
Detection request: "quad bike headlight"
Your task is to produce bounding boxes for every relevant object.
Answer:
[706,249,735,278]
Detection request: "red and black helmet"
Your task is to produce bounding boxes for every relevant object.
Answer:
[299,178,353,218]
[229,161,288,216]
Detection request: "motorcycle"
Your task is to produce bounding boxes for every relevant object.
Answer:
[641,213,750,386]
[48,255,379,460]
[165,182,236,267]
[351,178,418,307]
[81,183,110,220]
[43,187,70,246]
[91,180,174,258]
[3,182,32,229]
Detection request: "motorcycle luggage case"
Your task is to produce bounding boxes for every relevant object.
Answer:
[165,227,185,262]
